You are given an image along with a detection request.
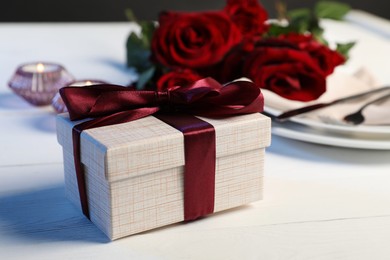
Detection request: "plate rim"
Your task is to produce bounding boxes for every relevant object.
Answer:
[265,106,390,135]
[271,120,390,150]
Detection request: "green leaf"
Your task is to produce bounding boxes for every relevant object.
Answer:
[126,32,152,70]
[267,24,293,37]
[315,1,351,20]
[288,8,311,22]
[125,9,156,71]
[125,9,138,22]
[287,8,312,33]
[139,21,156,48]
[336,42,356,59]
[136,66,156,90]
[311,25,327,45]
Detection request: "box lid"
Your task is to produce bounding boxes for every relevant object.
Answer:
[57,113,271,182]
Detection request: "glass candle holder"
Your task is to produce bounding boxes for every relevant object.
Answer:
[8,62,74,106]
[51,79,108,113]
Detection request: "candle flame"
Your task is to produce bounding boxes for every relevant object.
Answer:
[85,81,93,86]
[36,63,45,73]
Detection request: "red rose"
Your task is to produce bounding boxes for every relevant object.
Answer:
[280,33,345,76]
[243,39,326,101]
[157,70,201,91]
[213,46,249,83]
[151,11,242,69]
[225,0,269,38]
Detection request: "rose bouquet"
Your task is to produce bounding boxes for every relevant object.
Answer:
[126,0,354,102]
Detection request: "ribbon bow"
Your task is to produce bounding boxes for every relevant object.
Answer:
[60,77,264,220]
[60,77,264,122]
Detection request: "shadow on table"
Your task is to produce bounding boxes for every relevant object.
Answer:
[0,93,33,110]
[267,134,390,165]
[28,113,57,133]
[0,185,109,243]
[0,92,57,133]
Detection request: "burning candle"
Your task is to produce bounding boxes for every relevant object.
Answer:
[51,79,108,113]
[8,62,74,106]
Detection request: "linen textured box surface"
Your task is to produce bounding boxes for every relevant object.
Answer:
[57,113,271,240]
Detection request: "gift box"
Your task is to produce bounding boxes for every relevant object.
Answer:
[57,112,270,240]
[56,78,271,240]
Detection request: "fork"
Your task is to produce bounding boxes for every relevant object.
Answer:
[343,92,390,125]
[275,86,390,121]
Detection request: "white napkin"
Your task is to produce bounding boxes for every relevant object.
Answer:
[263,67,390,126]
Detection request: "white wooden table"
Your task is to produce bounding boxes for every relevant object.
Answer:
[1,10,390,259]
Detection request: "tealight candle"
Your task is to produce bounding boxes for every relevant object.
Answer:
[8,62,74,106]
[51,79,108,113]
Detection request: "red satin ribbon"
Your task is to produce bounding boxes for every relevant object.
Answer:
[60,77,264,221]
[155,113,216,220]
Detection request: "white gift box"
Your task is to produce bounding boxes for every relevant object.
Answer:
[56,113,271,240]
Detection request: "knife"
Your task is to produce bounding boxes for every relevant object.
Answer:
[275,86,390,121]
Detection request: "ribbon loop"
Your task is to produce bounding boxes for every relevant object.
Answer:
[60,78,264,121]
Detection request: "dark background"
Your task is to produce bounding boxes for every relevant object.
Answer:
[1,0,389,22]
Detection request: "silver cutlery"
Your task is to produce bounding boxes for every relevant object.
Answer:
[343,92,390,125]
[275,86,390,121]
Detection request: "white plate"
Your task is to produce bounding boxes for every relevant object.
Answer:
[265,106,390,137]
[271,120,390,150]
